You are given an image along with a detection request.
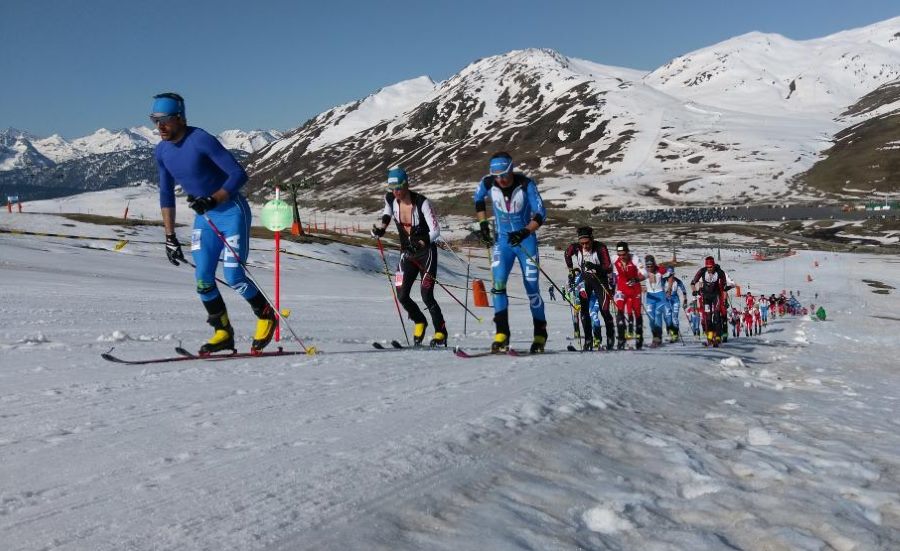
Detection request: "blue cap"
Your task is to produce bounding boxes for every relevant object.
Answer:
[387,167,408,189]
[151,94,185,116]
[489,154,513,175]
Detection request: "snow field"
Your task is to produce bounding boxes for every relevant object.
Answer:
[1,207,899,550]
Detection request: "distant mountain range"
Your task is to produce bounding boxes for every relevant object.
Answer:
[0,127,281,201]
[4,16,899,207]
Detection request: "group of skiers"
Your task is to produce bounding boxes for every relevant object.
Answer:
[561,233,770,350]
[370,151,550,353]
[150,92,795,355]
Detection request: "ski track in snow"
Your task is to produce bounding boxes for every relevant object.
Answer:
[1,211,899,550]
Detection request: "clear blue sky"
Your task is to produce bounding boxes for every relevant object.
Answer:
[2,0,897,138]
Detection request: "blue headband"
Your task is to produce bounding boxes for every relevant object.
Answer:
[151,96,185,116]
[489,156,513,175]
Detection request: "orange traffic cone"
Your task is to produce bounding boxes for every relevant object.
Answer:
[472,279,490,307]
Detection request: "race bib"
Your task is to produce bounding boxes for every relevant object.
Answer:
[191,229,202,251]
[394,270,403,287]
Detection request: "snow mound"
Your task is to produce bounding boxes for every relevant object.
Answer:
[96,330,131,342]
[720,356,746,368]
[582,502,636,534]
[17,333,51,344]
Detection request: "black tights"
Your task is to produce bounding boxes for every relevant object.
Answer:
[397,246,445,329]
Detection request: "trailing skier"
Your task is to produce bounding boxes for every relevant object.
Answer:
[643,255,669,347]
[612,242,647,349]
[662,265,688,342]
[690,256,733,347]
[371,167,447,347]
[564,227,614,350]
[474,152,548,353]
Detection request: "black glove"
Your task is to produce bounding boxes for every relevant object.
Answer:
[692,290,700,297]
[584,261,601,273]
[479,220,493,247]
[371,225,386,238]
[507,228,530,246]
[404,232,428,254]
[165,233,185,266]
[188,195,217,215]
[405,240,423,254]
[567,268,580,286]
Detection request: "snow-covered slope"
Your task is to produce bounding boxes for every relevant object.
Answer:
[257,76,437,164]
[644,16,900,115]
[0,129,54,171]
[1,201,898,550]
[68,128,156,156]
[218,129,284,153]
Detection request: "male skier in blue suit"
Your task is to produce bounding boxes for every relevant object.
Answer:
[474,152,548,353]
[152,92,276,355]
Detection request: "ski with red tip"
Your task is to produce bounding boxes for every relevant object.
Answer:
[101,347,314,365]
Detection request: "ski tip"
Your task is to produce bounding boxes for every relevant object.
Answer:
[390,340,403,349]
[372,342,386,349]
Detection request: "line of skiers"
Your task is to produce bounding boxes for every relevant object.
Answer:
[366,150,782,353]
[147,89,784,356]
[367,150,814,352]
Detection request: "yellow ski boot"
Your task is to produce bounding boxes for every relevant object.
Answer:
[200,311,235,355]
[430,324,447,348]
[491,333,509,353]
[412,322,428,346]
[250,303,277,353]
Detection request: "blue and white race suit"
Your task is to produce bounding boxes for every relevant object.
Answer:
[664,275,688,331]
[473,173,547,321]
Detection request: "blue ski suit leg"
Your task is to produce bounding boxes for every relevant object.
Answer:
[645,290,667,337]
[667,295,681,331]
[191,195,260,303]
[490,234,545,322]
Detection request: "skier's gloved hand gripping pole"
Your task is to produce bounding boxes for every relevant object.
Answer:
[198,213,316,355]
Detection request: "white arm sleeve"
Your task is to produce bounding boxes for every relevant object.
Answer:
[421,198,441,243]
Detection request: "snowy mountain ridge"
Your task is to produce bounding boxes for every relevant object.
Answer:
[245,17,900,208]
[0,126,282,169]
[644,16,900,115]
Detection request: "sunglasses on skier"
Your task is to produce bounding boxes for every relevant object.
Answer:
[150,114,181,125]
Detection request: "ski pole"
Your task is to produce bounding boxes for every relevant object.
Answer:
[586,271,618,346]
[376,238,411,346]
[569,295,582,348]
[200,214,315,354]
[182,258,229,287]
[464,253,471,336]
[516,245,580,311]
